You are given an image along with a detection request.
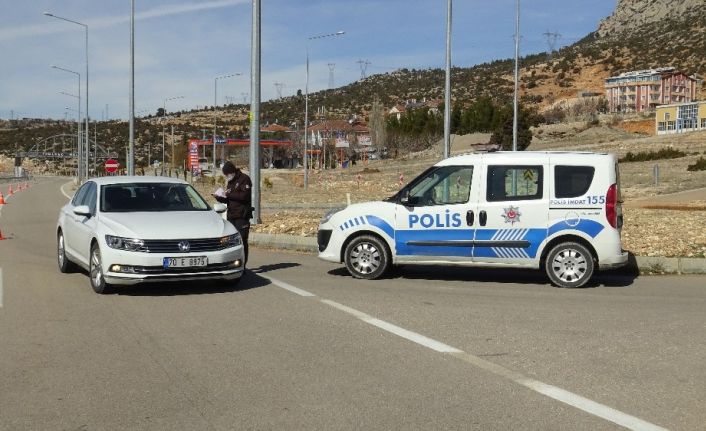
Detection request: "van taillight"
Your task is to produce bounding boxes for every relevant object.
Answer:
[605,183,618,229]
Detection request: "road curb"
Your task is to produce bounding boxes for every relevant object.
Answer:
[250,233,706,275]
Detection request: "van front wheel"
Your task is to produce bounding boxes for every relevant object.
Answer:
[344,235,390,280]
[545,242,594,288]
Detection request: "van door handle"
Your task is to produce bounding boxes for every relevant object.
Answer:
[466,210,474,226]
[479,210,487,226]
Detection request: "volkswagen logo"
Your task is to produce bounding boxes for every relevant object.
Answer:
[178,240,191,252]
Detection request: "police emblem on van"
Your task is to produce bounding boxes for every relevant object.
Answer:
[502,206,521,224]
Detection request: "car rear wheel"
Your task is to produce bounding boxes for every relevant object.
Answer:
[89,244,112,294]
[57,230,76,273]
[344,235,390,280]
[545,242,594,288]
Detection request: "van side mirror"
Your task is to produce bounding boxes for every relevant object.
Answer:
[400,189,410,205]
[213,203,227,213]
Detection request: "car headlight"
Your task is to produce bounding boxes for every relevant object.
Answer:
[220,233,242,248]
[105,235,146,252]
[320,207,345,225]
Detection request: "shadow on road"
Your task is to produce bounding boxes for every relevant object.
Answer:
[327,262,638,289]
[114,271,264,296]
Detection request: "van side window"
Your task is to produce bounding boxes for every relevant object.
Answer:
[486,165,543,201]
[554,166,595,198]
[407,166,473,206]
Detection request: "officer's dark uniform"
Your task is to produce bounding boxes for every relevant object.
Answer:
[216,161,252,266]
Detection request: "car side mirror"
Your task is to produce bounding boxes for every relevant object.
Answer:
[213,203,227,214]
[73,205,91,217]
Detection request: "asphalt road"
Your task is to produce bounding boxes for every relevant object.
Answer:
[1,178,705,431]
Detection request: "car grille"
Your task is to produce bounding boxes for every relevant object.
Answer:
[142,238,227,253]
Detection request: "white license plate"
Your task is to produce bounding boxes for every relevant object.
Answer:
[163,256,208,268]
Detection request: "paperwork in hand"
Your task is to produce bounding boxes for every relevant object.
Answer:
[213,187,226,198]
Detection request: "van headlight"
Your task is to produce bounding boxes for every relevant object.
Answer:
[105,235,146,252]
[320,207,345,225]
[220,233,242,248]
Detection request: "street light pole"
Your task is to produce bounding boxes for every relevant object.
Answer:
[128,0,135,175]
[52,65,81,182]
[304,31,344,190]
[214,73,241,169]
[44,12,89,175]
[443,0,452,159]
[512,0,521,151]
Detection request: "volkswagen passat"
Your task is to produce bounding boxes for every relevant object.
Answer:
[57,176,244,293]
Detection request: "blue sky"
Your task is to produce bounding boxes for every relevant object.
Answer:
[0,0,617,120]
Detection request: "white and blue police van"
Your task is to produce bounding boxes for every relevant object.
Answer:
[317,151,628,288]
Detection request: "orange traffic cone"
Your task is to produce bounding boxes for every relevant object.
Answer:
[16,183,21,192]
[0,228,6,240]
[7,184,13,196]
[24,182,29,189]
[0,192,5,205]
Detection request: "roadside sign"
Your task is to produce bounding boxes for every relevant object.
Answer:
[105,159,119,173]
[523,169,534,181]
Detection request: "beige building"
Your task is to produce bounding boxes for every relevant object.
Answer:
[655,101,706,135]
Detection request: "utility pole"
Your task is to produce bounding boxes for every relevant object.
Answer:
[328,63,335,89]
[512,0,521,152]
[356,59,371,80]
[241,92,249,104]
[250,0,262,224]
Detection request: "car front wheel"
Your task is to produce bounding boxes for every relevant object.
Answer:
[57,230,76,273]
[89,243,112,294]
[545,242,594,288]
[344,235,390,280]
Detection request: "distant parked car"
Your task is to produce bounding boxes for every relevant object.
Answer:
[56,176,244,293]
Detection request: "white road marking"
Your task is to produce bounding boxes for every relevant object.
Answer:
[265,276,317,297]
[263,274,669,431]
[321,299,462,353]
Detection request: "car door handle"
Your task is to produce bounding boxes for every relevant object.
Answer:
[466,210,474,226]
[479,210,487,226]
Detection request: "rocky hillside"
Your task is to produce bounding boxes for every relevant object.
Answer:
[597,0,703,37]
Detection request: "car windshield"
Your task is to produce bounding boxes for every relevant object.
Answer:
[101,183,210,212]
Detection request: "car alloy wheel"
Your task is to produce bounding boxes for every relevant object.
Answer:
[546,242,594,288]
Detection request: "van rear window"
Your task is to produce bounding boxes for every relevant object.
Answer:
[554,166,595,198]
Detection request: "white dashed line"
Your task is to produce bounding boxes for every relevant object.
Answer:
[262,274,669,431]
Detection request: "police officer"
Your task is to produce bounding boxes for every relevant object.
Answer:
[215,160,252,267]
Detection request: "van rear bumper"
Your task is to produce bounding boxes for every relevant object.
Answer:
[599,251,629,270]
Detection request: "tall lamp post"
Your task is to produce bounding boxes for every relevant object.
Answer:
[304,31,344,190]
[443,0,452,159]
[162,96,184,174]
[44,12,89,175]
[512,0,520,151]
[213,73,241,169]
[52,65,82,182]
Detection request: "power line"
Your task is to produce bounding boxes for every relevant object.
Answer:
[327,63,335,89]
[241,92,249,104]
[356,59,371,79]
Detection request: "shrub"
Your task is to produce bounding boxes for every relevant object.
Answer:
[687,157,706,172]
[619,148,687,163]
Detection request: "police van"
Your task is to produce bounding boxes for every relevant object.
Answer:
[317,151,628,288]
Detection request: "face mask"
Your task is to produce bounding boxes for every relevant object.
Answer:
[226,173,236,182]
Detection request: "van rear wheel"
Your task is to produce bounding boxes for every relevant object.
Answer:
[344,235,390,280]
[545,242,594,288]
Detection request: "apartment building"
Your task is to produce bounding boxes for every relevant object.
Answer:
[604,67,699,113]
[655,101,706,135]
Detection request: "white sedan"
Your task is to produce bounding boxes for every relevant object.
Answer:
[57,176,244,293]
